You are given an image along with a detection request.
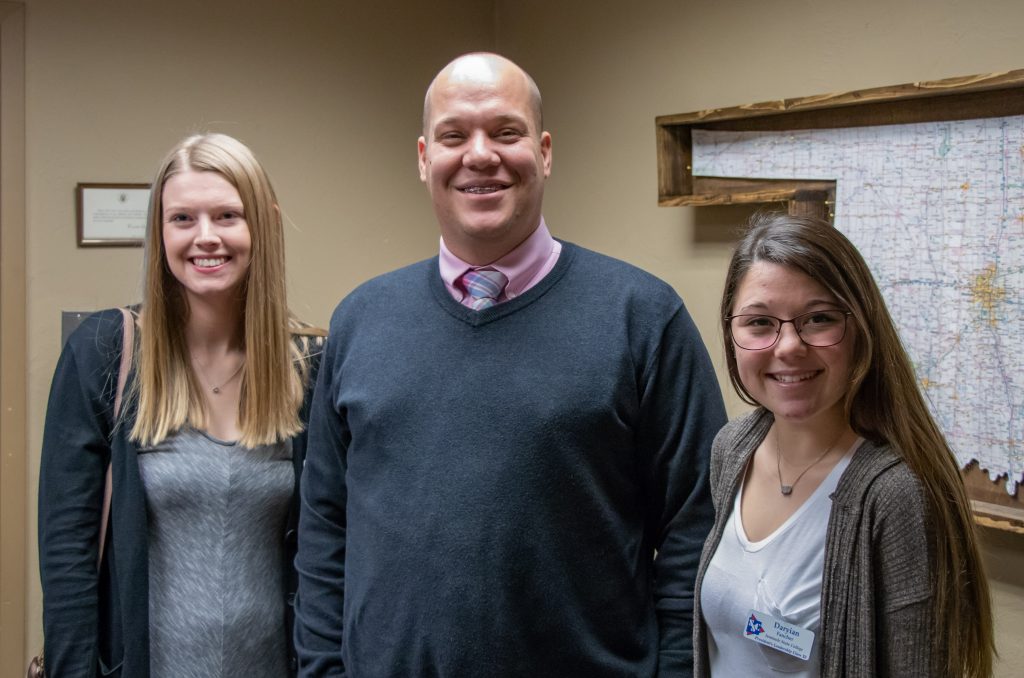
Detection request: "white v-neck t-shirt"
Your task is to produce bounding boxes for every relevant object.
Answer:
[700,438,862,676]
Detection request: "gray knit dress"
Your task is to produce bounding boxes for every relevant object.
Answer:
[139,428,294,677]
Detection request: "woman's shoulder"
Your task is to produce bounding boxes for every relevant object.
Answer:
[63,307,130,361]
[838,440,928,520]
[288,316,328,359]
[713,408,771,453]
[72,306,127,333]
[869,455,927,513]
[709,409,770,492]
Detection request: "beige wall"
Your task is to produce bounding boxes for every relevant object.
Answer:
[495,0,1024,674]
[14,0,1024,672]
[21,0,497,663]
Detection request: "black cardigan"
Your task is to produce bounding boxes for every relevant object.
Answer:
[38,308,322,677]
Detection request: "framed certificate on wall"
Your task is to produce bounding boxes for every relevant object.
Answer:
[76,182,150,247]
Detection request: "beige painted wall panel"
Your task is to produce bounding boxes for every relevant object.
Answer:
[495,0,1024,674]
[23,0,495,659]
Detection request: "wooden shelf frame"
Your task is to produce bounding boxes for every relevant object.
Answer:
[656,69,1024,220]
[655,69,1024,529]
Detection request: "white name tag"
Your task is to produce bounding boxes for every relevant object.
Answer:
[743,609,815,661]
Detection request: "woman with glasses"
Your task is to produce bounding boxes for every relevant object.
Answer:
[692,212,993,677]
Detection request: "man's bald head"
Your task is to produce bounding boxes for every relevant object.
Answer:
[416,51,552,265]
[422,53,543,138]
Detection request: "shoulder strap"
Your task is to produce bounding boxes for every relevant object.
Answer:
[97,308,134,567]
[114,307,134,418]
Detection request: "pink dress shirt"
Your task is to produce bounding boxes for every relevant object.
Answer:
[439,218,562,308]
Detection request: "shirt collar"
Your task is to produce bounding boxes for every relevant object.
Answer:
[439,217,556,299]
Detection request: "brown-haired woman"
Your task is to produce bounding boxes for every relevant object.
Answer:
[38,133,325,677]
[693,212,993,677]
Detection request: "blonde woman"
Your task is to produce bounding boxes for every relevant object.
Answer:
[693,213,993,677]
[38,133,324,677]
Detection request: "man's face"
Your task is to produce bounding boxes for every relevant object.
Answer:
[418,63,551,265]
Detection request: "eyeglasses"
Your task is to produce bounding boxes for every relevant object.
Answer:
[726,310,852,350]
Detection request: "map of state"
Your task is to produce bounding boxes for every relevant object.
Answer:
[692,116,1023,494]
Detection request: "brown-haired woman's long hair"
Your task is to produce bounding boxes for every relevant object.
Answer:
[721,212,994,677]
[131,133,323,448]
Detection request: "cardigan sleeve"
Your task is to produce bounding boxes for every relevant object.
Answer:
[38,309,123,678]
[868,466,937,676]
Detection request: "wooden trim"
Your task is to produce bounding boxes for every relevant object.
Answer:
[656,69,1024,126]
[656,123,691,200]
[0,3,27,673]
[655,68,1024,212]
[659,178,836,213]
[972,504,1024,535]
[963,463,1022,530]
[787,190,833,223]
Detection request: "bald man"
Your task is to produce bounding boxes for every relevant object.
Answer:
[294,53,726,677]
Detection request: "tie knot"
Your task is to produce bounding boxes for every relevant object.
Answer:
[459,268,508,310]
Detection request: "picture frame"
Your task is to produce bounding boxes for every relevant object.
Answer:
[76,182,151,247]
[656,69,1024,532]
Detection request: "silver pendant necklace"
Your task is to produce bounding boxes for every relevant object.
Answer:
[775,427,844,496]
[195,356,245,394]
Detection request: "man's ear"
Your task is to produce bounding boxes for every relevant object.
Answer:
[417,137,428,182]
[540,132,552,178]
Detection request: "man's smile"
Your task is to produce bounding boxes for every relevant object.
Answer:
[457,181,510,194]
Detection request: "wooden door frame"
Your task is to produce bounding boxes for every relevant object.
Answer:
[0,1,27,673]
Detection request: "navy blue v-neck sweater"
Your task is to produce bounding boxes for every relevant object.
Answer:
[295,242,726,677]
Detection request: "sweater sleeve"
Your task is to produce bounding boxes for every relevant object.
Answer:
[294,329,349,677]
[38,310,122,678]
[642,305,728,677]
[285,334,326,674]
[869,468,937,676]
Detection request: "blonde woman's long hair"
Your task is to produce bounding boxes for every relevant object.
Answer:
[131,133,323,448]
[720,212,994,677]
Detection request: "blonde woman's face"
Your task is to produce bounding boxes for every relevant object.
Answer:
[161,170,251,307]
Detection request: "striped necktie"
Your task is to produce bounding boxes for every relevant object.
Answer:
[459,268,508,310]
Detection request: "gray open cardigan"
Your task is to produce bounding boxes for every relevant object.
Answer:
[692,408,940,677]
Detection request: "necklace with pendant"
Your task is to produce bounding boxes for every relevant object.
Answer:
[194,356,245,394]
[775,427,844,496]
